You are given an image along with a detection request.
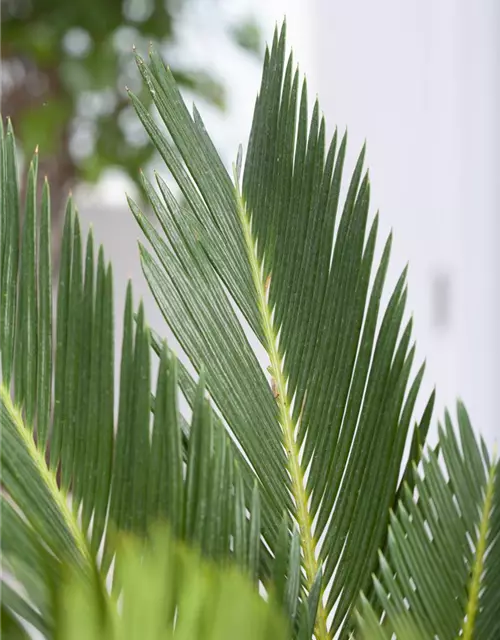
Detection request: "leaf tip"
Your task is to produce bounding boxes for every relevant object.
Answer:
[492,441,498,463]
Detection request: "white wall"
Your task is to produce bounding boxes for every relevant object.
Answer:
[312,0,500,448]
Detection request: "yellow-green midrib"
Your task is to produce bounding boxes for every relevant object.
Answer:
[235,188,329,640]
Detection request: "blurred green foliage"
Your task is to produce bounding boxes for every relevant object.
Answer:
[1,0,259,207]
[56,527,288,640]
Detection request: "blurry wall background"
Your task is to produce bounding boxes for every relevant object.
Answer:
[5,0,498,447]
[313,0,500,449]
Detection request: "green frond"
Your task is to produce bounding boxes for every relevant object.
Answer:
[14,150,38,422]
[0,387,91,570]
[1,122,298,635]
[128,21,433,636]
[0,604,29,640]
[2,499,59,636]
[1,19,498,640]
[36,178,53,451]
[1,119,20,386]
[356,402,500,639]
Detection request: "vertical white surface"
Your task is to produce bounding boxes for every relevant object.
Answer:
[313,0,500,447]
[455,1,500,450]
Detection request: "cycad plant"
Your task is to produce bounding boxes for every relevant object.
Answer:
[1,21,499,640]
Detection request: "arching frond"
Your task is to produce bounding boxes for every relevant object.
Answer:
[127,21,433,637]
[0,123,299,636]
[356,402,500,640]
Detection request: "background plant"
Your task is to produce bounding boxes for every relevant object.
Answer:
[1,0,260,234]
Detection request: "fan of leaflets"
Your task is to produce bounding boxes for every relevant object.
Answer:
[126,21,434,638]
[0,120,317,638]
[357,403,500,640]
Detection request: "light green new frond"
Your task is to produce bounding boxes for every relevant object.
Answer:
[58,528,289,640]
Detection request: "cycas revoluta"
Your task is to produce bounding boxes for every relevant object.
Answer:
[0,21,498,640]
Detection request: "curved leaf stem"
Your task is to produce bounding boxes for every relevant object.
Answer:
[462,457,497,640]
[1,386,91,569]
[235,178,329,639]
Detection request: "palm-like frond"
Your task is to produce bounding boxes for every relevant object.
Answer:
[127,21,433,637]
[1,122,303,636]
[2,21,497,640]
[356,402,500,639]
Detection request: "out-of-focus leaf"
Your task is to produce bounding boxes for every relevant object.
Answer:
[1,0,247,192]
[231,19,262,56]
[57,527,289,640]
